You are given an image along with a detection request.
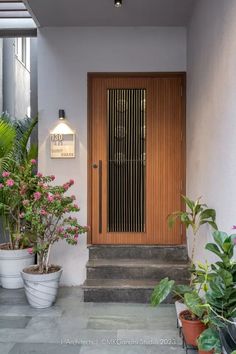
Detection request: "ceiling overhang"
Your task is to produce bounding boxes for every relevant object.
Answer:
[24,0,196,28]
[0,0,36,36]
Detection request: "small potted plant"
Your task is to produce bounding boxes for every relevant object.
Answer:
[167,196,217,319]
[0,160,37,288]
[21,173,87,308]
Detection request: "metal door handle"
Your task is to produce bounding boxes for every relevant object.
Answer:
[98,160,102,234]
[93,161,102,233]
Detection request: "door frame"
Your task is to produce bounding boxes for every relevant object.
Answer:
[87,72,186,245]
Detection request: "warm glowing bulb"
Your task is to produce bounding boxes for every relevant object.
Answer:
[114,0,122,8]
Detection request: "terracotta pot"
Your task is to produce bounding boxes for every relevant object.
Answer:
[198,350,214,354]
[179,310,207,346]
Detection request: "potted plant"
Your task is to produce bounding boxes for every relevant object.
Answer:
[21,173,87,308]
[197,231,236,354]
[0,160,38,288]
[151,230,236,354]
[167,196,217,319]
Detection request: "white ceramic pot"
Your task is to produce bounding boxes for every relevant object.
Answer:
[21,266,62,308]
[0,246,35,289]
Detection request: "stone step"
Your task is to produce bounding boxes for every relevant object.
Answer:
[86,259,190,281]
[88,245,188,262]
[83,279,177,303]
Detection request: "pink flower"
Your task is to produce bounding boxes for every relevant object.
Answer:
[56,226,64,233]
[2,171,10,178]
[73,204,79,209]
[0,183,3,189]
[69,179,74,186]
[232,225,236,230]
[30,159,37,165]
[19,213,25,219]
[40,209,48,216]
[64,207,69,212]
[36,172,43,178]
[51,175,55,181]
[23,200,29,206]
[27,248,34,255]
[6,179,14,187]
[34,192,41,200]
[47,195,54,202]
[55,193,62,200]
[63,183,70,191]
[74,234,79,240]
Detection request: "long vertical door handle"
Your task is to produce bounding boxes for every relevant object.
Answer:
[98,160,102,234]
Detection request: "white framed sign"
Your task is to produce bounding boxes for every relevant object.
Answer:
[50,132,75,159]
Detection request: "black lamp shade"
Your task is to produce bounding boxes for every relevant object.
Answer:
[59,109,65,120]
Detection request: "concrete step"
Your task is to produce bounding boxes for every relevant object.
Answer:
[88,245,188,262]
[86,259,190,281]
[83,279,178,303]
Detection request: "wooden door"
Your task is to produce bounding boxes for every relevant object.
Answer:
[88,74,185,245]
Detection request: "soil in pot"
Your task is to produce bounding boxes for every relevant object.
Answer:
[23,265,60,274]
[179,310,207,347]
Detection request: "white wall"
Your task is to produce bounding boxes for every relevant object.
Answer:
[187,0,236,262]
[38,26,187,285]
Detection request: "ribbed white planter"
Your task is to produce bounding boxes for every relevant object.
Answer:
[0,247,35,289]
[21,266,62,308]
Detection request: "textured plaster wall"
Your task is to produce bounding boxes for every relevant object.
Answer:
[38,27,187,285]
[187,0,236,262]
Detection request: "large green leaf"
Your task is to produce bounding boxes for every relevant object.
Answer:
[209,276,226,298]
[213,231,229,248]
[0,119,16,171]
[151,278,175,306]
[217,269,233,287]
[197,328,221,353]
[200,208,216,221]
[172,284,193,298]
[182,195,195,211]
[184,292,205,318]
[206,243,223,258]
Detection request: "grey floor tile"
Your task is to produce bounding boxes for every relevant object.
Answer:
[79,344,186,354]
[0,343,15,354]
[8,343,81,354]
[0,305,62,318]
[0,316,31,329]
[0,289,27,305]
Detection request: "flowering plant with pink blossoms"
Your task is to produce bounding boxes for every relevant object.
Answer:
[0,159,38,249]
[24,172,88,273]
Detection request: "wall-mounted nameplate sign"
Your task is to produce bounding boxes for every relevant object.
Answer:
[50,133,75,159]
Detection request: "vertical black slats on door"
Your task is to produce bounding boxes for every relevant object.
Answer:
[107,89,146,233]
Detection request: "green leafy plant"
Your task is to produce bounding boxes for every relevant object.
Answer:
[151,229,236,353]
[168,196,217,261]
[0,115,38,173]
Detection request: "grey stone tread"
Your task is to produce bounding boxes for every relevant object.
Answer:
[83,279,174,289]
[87,259,189,267]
